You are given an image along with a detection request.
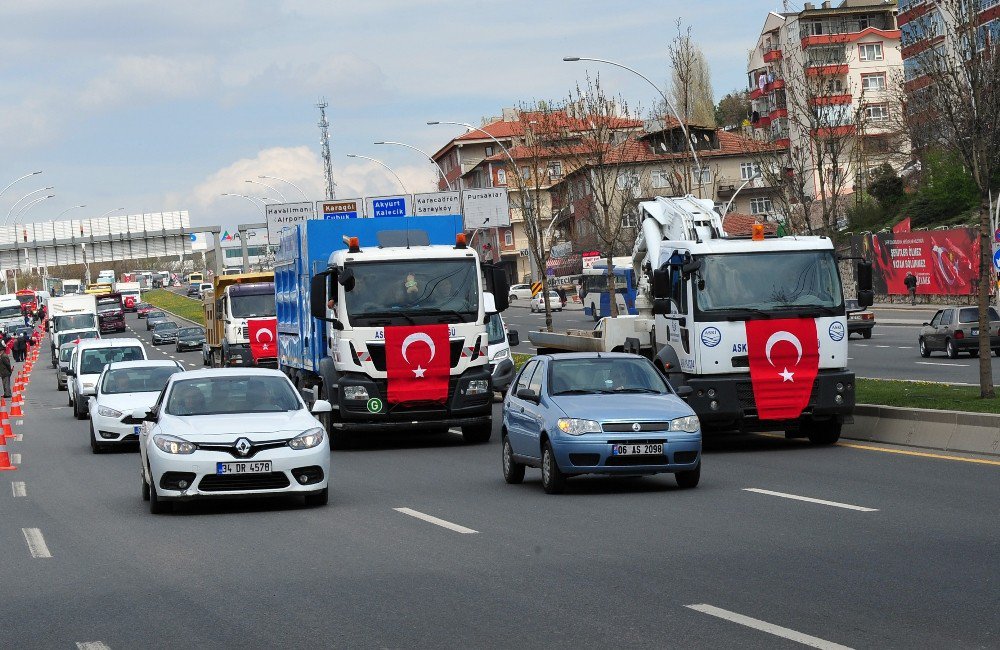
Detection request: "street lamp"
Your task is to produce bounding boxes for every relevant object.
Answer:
[374,141,453,191]
[346,153,409,194]
[0,171,42,203]
[98,207,126,219]
[14,194,55,222]
[57,204,87,220]
[221,193,272,213]
[562,56,702,173]
[259,175,310,201]
[5,186,54,224]
[245,179,287,202]
[721,171,762,218]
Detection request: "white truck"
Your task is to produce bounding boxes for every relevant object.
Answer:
[61,279,82,295]
[0,295,23,331]
[48,294,99,354]
[530,195,873,444]
[115,281,142,311]
[202,272,277,368]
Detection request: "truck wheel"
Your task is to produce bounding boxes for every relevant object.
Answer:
[462,421,492,444]
[675,460,701,489]
[541,442,566,494]
[807,420,841,445]
[919,338,931,358]
[502,434,525,484]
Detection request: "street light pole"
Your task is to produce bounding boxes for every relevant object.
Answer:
[221,193,272,214]
[0,171,42,203]
[374,141,453,191]
[346,154,409,194]
[245,179,287,202]
[14,194,55,222]
[57,204,87,220]
[98,207,126,219]
[721,171,762,218]
[5,187,54,225]
[259,175,309,201]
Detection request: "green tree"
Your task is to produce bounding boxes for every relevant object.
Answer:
[715,90,749,129]
[867,163,905,212]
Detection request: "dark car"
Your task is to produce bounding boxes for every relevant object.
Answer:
[919,306,1000,358]
[175,326,206,352]
[150,321,180,345]
[186,284,200,297]
[845,299,875,339]
[146,311,167,330]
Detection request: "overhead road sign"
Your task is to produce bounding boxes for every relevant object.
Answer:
[413,191,461,217]
[319,199,363,220]
[266,202,315,243]
[461,188,511,229]
[366,195,410,218]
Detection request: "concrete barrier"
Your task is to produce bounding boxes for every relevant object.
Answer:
[845,404,1000,456]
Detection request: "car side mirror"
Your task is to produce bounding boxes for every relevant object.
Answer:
[922,322,929,327]
[507,330,519,347]
[66,369,76,376]
[311,399,333,414]
[674,385,693,399]
[132,407,154,422]
[516,388,539,402]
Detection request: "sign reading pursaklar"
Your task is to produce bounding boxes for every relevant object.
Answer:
[461,188,511,229]
[319,199,363,220]
[266,202,315,243]
[412,191,461,217]
[366,195,411,218]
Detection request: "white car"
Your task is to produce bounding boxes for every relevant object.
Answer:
[137,368,331,514]
[68,338,148,420]
[508,284,533,301]
[88,360,185,453]
[530,291,563,313]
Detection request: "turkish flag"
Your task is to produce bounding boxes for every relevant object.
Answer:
[248,318,277,361]
[385,324,450,404]
[745,318,820,421]
[892,217,911,234]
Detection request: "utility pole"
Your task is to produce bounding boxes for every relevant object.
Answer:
[317,99,337,199]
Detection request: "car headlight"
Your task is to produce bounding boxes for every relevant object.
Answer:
[289,427,325,450]
[466,379,490,395]
[96,405,122,418]
[152,434,197,454]
[669,415,700,433]
[491,348,510,362]
[343,385,369,401]
[557,418,602,435]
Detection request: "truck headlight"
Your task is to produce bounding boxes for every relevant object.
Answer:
[289,427,325,450]
[152,434,197,454]
[466,379,490,395]
[343,385,369,401]
[97,405,123,418]
[491,348,510,362]
[557,418,602,435]
[669,415,700,433]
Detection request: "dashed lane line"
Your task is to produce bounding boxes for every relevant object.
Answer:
[11,481,25,497]
[10,453,20,465]
[686,604,853,650]
[915,361,971,367]
[393,507,479,534]
[14,434,21,442]
[22,528,52,558]
[76,642,111,650]
[743,488,878,512]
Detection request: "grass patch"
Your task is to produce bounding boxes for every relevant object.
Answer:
[143,289,205,326]
[513,352,532,372]
[857,378,1000,414]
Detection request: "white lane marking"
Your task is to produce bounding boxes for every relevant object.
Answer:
[188,363,197,367]
[854,344,868,347]
[897,346,914,349]
[12,481,26,497]
[76,642,111,650]
[22,528,52,558]
[14,434,22,441]
[744,488,878,512]
[393,507,478,534]
[16,419,23,425]
[10,453,20,465]
[686,604,853,649]
[915,361,970,367]
[874,345,891,348]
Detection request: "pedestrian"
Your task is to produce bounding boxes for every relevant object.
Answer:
[0,346,12,399]
[13,332,27,363]
[904,272,918,306]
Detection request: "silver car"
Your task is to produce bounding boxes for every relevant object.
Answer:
[56,342,76,391]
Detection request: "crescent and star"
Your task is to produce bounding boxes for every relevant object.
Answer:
[401,332,437,378]
[765,331,803,383]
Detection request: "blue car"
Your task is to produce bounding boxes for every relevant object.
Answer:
[502,353,701,494]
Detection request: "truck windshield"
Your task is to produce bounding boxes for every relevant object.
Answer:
[55,314,97,330]
[345,259,479,326]
[0,306,22,319]
[230,293,276,318]
[695,251,843,315]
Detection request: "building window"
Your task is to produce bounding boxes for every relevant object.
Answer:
[484,145,494,157]
[621,212,637,228]
[651,170,671,188]
[616,171,639,190]
[504,230,513,246]
[864,103,890,121]
[858,43,883,62]
[520,166,530,180]
[496,168,507,186]
[749,197,773,215]
[692,168,712,185]
[547,161,563,179]
[861,73,886,92]
[740,162,761,180]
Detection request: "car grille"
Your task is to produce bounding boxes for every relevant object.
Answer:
[121,414,144,425]
[605,455,669,466]
[602,422,669,432]
[198,472,290,492]
[196,440,288,459]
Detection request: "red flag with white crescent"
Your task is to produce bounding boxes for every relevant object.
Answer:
[384,325,450,404]
[248,318,277,361]
[745,318,820,420]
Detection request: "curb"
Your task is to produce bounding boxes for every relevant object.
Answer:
[844,404,1000,457]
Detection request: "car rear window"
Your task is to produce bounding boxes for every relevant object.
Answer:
[959,307,1000,323]
[102,366,182,394]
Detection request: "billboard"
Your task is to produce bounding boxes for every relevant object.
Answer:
[413,191,461,217]
[319,198,363,220]
[366,195,410,218]
[851,228,980,295]
[189,232,209,251]
[461,188,511,229]
[266,202,315,243]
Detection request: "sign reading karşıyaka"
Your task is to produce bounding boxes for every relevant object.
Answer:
[319,199,363,220]
[266,202,315,243]
[412,191,461,217]
[461,188,511,229]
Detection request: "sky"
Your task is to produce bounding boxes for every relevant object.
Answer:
[0,0,778,235]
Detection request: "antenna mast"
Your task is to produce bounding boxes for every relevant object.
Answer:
[317,98,337,199]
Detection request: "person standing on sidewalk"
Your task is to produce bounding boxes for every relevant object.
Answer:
[0,346,13,398]
[904,272,918,306]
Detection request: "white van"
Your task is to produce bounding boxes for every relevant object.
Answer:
[67,338,147,419]
[484,292,518,393]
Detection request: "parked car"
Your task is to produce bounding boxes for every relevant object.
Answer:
[136,302,155,318]
[175,326,206,352]
[845,299,875,339]
[530,290,563,313]
[146,311,167,330]
[151,321,180,345]
[919,306,1000,358]
[87,360,185,453]
[56,342,77,391]
[508,284,534,302]
[137,369,331,513]
[502,352,701,494]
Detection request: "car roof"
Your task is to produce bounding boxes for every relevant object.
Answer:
[168,368,287,382]
[76,337,144,350]
[536,352,650,362]
[104,360,181,371]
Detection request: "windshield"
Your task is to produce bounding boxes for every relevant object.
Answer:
[102,366,181,394]
[153,322,178,330]
[147,311,164,319]
[345,259,479,326]
[16,295,33,305]
[97,297,121,310]
[55,314,98,330]
[58,331,98,347]
[79,346,145,375]
[230,293,276,318]
[0,306,22,319]
[165,376,301,416]
[695,251,843,315]
[486,312,505,345]
[177,327,203,337]
[549,357,669,395]
[60,346,75,362]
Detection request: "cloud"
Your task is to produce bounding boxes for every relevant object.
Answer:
[77,55,215,111]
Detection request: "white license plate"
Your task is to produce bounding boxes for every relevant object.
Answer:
[972,329,979,336]
[611,443,664,456]
[216,461,272,475]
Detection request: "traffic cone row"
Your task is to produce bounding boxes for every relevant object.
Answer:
[0,322,45,471]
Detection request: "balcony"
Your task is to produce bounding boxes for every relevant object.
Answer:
[806,63,849,76]
[763,47,782,63]
[800,16,897,47]
[749,87,764,100]
[774,137,791,148]
[812,125,857,137]
[765,78,785,92]
[809,94,853,106]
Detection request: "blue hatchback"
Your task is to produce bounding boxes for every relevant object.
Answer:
[502,353,701,494]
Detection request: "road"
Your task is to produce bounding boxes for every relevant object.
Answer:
[1,311,998,648]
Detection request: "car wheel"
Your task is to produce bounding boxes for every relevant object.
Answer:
[509,295,517,302]
[862,329,871,339]
[541,442,565,494]
[73,398,84,420]
[149,483,172,514]
[675,460,701,489]
[462,422,492,444]
[946,338,958,359]
[919,338,931,358]
[502,434,525,484]
[591,303,599,322]
[808,420,841,445]
[970,348,980,357]
[304,487,329,507]
[89,424,104,454]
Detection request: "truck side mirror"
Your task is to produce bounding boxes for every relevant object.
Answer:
[652,267,670,299]
[507,330,519,346]
[652,299,671,315]
[856,261,874,309]
[488,267,510,311]
[310,273,330,320]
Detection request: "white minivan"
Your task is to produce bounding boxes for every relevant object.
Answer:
[67,338,148,419]
[484,293,518,393]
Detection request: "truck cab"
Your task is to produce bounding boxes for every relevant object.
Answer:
[484,292,518,393]
[203,273,277,368]
[96,293,126,333]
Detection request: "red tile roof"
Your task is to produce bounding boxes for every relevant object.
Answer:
[722,213,778,236]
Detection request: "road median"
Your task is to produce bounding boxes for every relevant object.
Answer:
[141,289,204,326]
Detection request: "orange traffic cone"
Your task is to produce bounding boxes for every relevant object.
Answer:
[0,439,16,471]
[0,410,10,440]
[10,401,22,418]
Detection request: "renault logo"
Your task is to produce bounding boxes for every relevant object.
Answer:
[631,423,641,432]
[235,438,252,457]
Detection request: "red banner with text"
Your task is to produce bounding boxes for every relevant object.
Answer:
[850,228,979,295]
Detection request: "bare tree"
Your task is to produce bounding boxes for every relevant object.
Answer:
[667,21,716,127]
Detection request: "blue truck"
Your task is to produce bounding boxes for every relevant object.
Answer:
[275,216,510,447]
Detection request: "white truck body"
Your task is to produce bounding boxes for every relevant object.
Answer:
[49,294,99,350]
[115,281,142,309]
[0,295,22,331]
[62,279,82,295]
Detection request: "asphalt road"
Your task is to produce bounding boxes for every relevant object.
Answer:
[2,312,998,648]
